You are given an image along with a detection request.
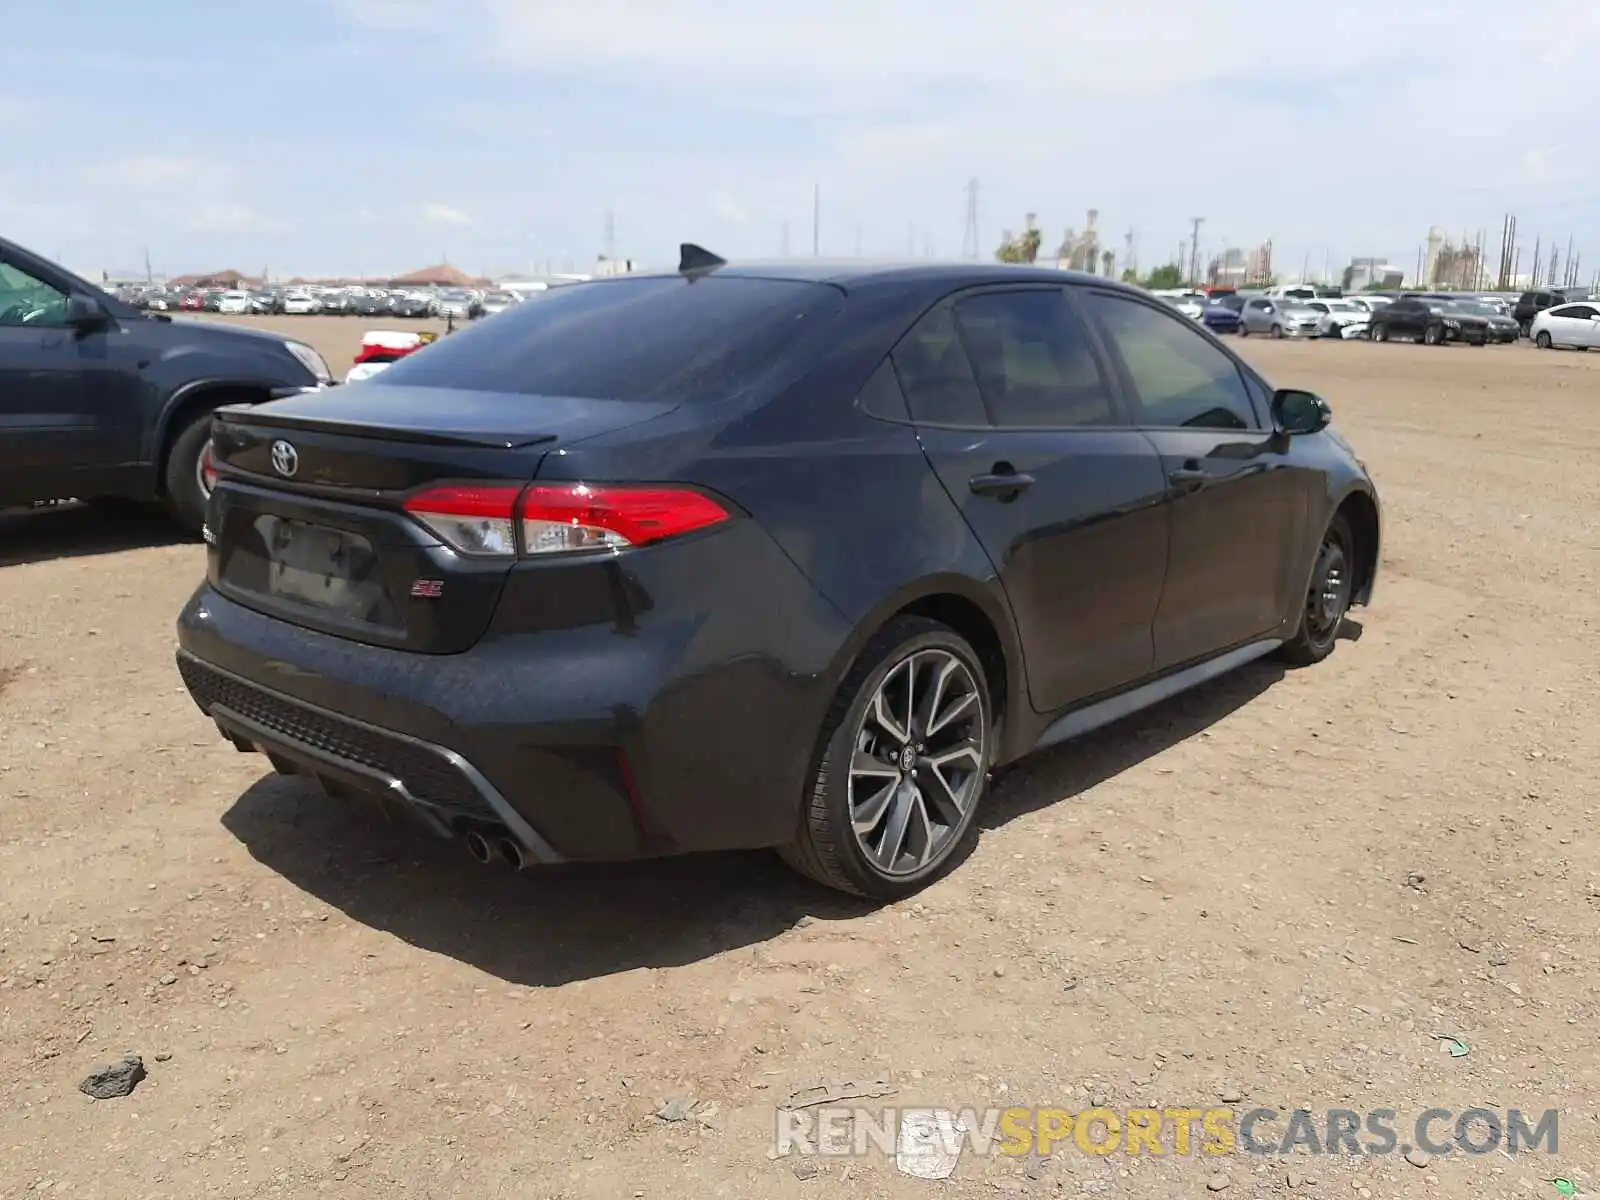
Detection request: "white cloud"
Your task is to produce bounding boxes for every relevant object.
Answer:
[710,190,748,225]
[394,0,1600,269]
[422,203,472,225]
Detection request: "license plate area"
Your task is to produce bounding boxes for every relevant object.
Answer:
[259,515,380,615]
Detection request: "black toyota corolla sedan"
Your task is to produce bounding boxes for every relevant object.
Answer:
[176,249,1380,898]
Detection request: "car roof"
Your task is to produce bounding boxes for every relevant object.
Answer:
[591,258,1137,295]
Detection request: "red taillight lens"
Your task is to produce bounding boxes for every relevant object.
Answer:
[519,484,729,556]
[402,484,523,557]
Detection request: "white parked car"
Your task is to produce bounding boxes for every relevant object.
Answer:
[1304,299,1369,339]
[282,291,320,315]
[1529,301,1600,349]
[1160,293,1205,320]
[217,290,251,315]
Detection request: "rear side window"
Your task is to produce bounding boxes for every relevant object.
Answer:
[952,290,1119,427]
[1087,293,1258,430]
[891,306,988,426]
[1554,304,1596,319]
[372,275,844,401]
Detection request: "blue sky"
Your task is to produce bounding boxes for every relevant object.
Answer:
[3,1,1596,282]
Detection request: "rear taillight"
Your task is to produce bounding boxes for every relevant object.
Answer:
[519,484,729,556]
[403,484,522,557]
[401,482,730,559]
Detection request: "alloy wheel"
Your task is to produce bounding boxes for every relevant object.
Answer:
[1306,536,1351,646]
[848,649,986,878]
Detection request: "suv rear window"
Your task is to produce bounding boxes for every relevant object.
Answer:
[373,275,844,401]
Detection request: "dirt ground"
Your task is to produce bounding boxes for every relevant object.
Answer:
[2,325,1598,1199]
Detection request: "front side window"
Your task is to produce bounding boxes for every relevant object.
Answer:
[0,262,69,327]
[952,290,1119,428]
[1086,293,1259,430]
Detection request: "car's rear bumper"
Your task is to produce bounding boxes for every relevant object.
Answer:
[174,524,850,862]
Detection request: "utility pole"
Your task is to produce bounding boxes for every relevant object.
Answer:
[961,178,980,259]
[603,209,616,262]
[1124,229,1135,281]
[812,184,820,257]
[1189,217,1203,287]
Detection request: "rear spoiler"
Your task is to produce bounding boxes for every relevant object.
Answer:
[213,403,554,450]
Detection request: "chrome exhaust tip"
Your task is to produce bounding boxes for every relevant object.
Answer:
[495,837,526,871]
[464,830,493,864]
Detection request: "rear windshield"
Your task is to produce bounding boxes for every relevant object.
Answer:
[372,274,845,401]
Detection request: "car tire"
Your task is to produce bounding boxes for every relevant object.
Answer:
[1423,324,1443,345]
[1238,324,1249,337]
[162,410,218,535]
[779,616,992,899]
[1535,331,1553,349]
[1278,513,1355,668]
[1270,324,1284,339]
[1371,323,1388,342]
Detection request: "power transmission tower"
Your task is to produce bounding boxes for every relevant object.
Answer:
[1188,217,1204,287]
[961,179,980,260]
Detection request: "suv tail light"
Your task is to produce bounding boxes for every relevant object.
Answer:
[402,482,730,559]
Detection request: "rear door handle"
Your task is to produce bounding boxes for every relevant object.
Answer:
[1168,467,1209,492]
[969,470,1036,499]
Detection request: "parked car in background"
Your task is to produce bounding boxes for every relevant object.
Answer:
[477,291,519,318]
[1239,296,1321,338]
[1513,288,1570,335]
[1369,296,1488,345]
[1440,297,1519,343]
[249,291,279,314]
[1199,297,1240,335]
[175,252,1379,898]
[0,236,332,531]
[282,291,320,315]
[1529,301,1600,349]
[217,290,251,315]
[354,291,390,317]
[1304,299,1369,339]
[392,291,434,318]
[437,289,477,320]
[1159,293,1205,321]
[319,291,353,316]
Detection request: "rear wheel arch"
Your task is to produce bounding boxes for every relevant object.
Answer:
[827,579,1021,748]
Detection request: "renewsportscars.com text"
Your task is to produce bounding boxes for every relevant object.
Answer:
[775,1105,1559,1159]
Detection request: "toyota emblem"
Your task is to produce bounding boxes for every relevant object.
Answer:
[269,440,299,477]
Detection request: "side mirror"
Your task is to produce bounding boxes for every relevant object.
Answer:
[1271,388,1331,437]
[65,293,108,330]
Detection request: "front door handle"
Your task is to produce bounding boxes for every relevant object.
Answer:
[1168,466,1208,493]
[969,468,1036,499]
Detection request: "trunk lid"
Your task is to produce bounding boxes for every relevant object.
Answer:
[206,386,678,653]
